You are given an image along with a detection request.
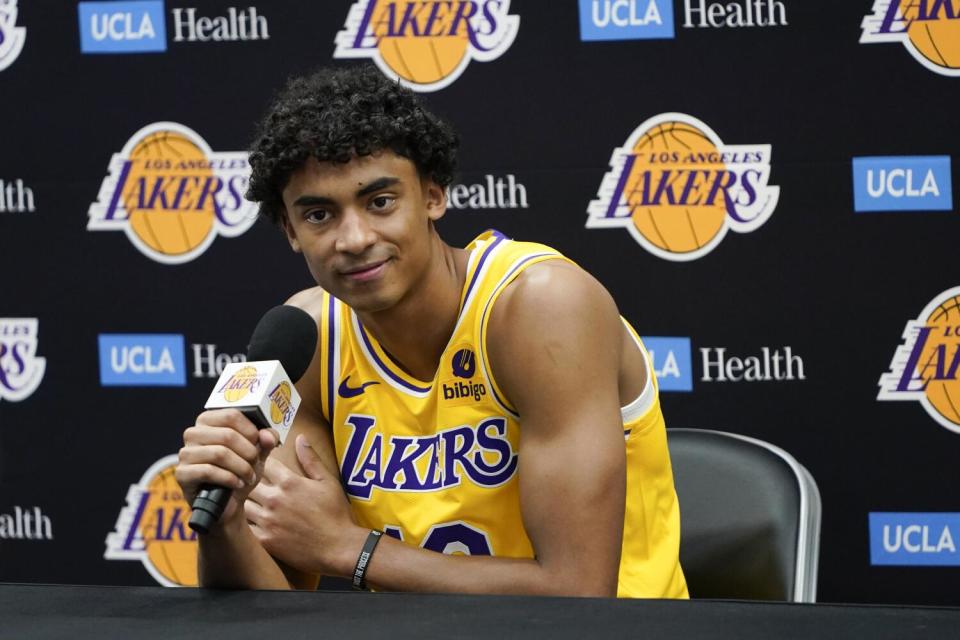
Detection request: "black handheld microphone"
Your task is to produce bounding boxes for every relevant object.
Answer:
[188,305,318,534]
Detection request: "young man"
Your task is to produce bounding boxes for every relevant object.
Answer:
[175,66,687,598]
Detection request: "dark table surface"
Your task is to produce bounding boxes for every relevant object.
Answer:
[3,583,959,639]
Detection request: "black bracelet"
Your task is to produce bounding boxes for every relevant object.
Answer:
[352,529,383,591]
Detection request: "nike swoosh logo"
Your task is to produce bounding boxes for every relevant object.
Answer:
[338,376,380,398]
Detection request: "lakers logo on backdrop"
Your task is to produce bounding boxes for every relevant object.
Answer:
[88,122,257,264]
[879,287,960,434]
[334,0,520,92]
[105,455,198,587]
[0,0,27,72]
[861,0,960,77]
[587,113,779,261]
[0,318,45,402]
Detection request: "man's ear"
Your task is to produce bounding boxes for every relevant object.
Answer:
[424,179,448,222]
[279,211,302,253]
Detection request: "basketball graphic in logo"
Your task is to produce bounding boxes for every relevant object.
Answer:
[371,1,469,85]
[269,381,293,425]
[624,121,727,254]
[861,0,960,77]
[899,2,960,70]
[587,113,779,261]
[915,294,960,427]
[879,287,960,434]
[88,122,258,264]
[334,0,520,92]
[105,455,198,587]
[221,366,260,403]
[123,131,216,257]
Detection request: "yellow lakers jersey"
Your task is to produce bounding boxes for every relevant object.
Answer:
[317,230,688,598]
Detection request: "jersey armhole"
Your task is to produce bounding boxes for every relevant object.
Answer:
[478,253,571,418]
[318,292,340,425]
[620,320,658,424]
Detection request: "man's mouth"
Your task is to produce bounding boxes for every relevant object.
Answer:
[340,260,388,282]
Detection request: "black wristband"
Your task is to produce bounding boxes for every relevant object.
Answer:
[352,529,383,591]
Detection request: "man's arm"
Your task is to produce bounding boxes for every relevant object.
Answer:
[176,288,336,590]
[247,263,628,596]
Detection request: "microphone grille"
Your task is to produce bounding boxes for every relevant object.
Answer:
[246,305,318,383]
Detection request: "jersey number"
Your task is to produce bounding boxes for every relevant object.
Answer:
[383,521,493,556]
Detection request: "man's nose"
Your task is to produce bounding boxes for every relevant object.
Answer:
[335,208,378,255]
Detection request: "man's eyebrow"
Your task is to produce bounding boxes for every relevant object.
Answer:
[292,194,335,208]
[357,176,400,197]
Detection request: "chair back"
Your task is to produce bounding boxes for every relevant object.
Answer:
[667,428,821,602]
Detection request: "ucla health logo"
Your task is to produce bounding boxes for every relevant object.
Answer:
[641,336,693,392]
[587,113,780,261]
[853,156,953,212]
[88,122,257,264]
[78,1,166,53]
[0,318,45,402]
[579,0,674,40]
[334,0,520,92]
[0,0,26,71]
[98,334,186,387]
[870,513,959,566]
[861,0,960,77]
[879,287,960,433]
[105,454,198,586]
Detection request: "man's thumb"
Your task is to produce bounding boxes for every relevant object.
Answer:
[295,434,325,479]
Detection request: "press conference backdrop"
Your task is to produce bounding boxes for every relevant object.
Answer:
[1,1,958,606]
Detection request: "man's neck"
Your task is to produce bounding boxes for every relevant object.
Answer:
[357,236,469,382]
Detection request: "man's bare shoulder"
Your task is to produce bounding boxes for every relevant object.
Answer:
[492,260,619,332]
[284,286,327,319]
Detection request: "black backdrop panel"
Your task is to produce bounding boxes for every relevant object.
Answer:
[1,1,958,605]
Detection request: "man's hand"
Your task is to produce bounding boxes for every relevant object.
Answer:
[175,409,280,528]
[244,435,366,577]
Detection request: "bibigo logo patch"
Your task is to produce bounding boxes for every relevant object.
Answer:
[88,122,258,264]
[334,0,520,92]
[587,113,779,261]
[879,287,960,434]
[861,0,960,77]
[104,455,198,587]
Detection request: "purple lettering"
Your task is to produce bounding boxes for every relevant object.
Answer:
[353,0,380,47]
[896,327,933,392]
[468,418,517,483]
[604,154,636,219]
[441,425,476,484]
[879,0,910,33]
[104,161,133,221]
[340,415,378,490]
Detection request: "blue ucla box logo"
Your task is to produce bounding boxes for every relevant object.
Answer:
[98,334,186,386]
[641,336,692,392]
[852,156,953,212]
[579,0,675,41]
[869,513,960,566]
[78,1,167,53]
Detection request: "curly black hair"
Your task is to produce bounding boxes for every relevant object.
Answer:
[246,65,459,225]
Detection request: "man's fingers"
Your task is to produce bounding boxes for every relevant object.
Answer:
[258,428,281,458]
[175,463,247,492]
[295,435,328,480]
[193,409,260,444]
[260,455,290,484]
[183,424,261,463]
[178,444,258,486]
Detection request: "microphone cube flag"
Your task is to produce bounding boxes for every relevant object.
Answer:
[204,361,302,444]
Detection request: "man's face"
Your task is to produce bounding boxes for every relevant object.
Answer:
[280,151,447,313]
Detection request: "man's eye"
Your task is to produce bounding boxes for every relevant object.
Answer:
[371,196,394,210]
[305,209,329,223]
